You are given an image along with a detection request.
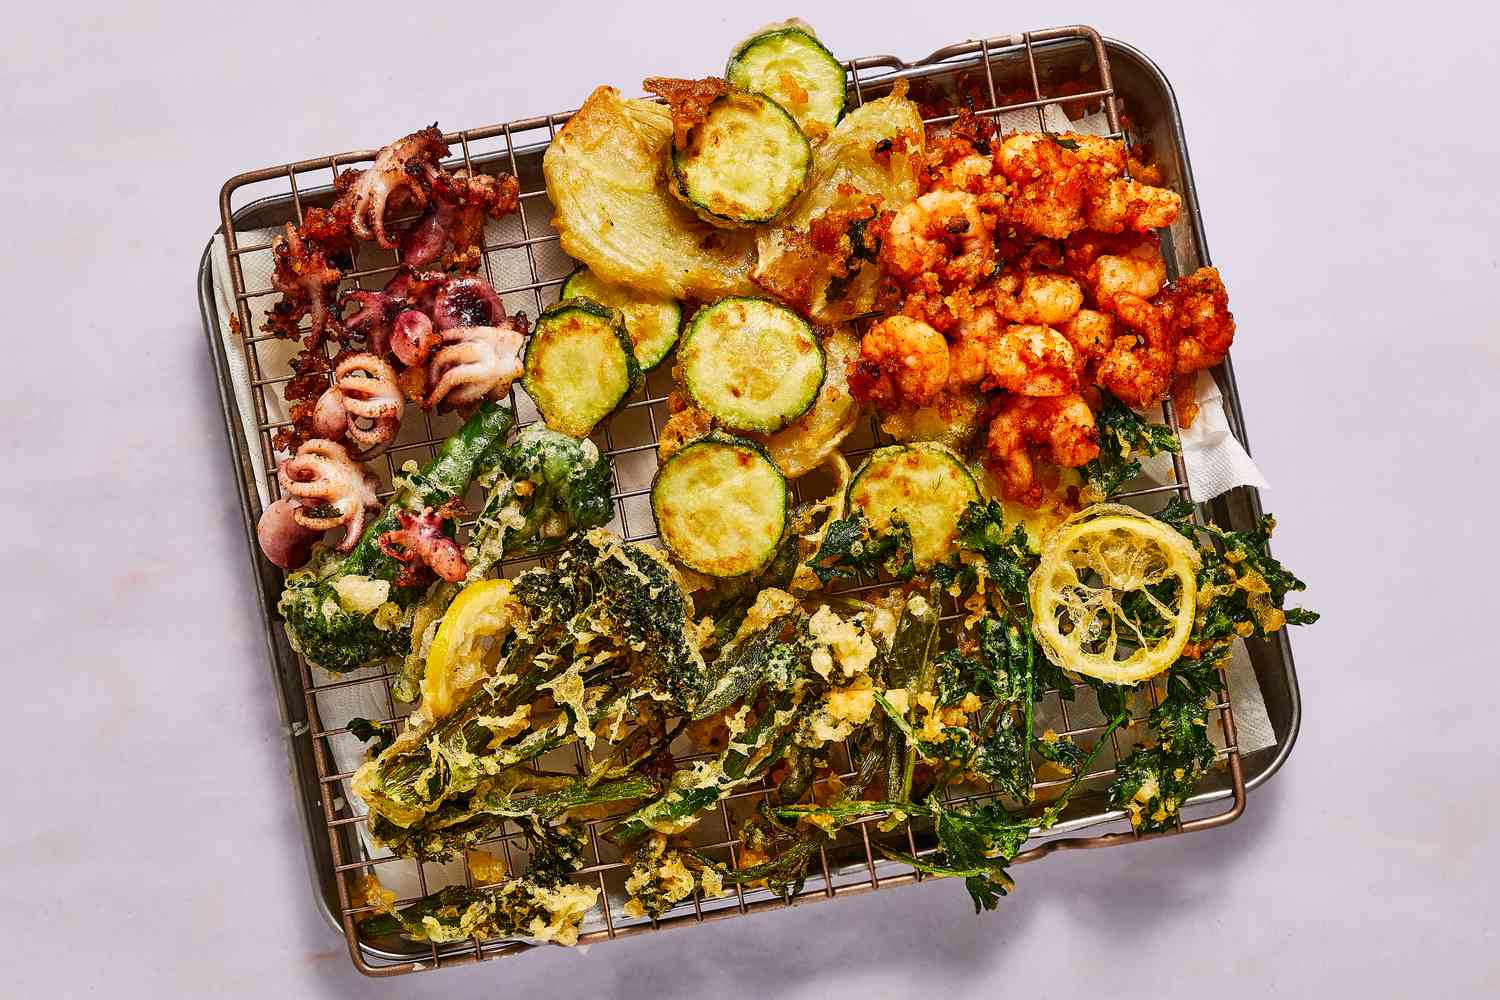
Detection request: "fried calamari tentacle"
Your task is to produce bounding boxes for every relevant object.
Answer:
[985,392,1100,507]
[264,223,344,346]
[400,169,521,270]
[377,507,468,585]
[312,352,405,458]
[344,125,450,249]
[277,439,381,551]
[426,321,527,411]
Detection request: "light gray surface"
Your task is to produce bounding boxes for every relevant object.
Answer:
[2,1,1496,996]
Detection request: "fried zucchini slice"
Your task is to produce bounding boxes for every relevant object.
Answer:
[544,86,757,300]
[755,91,924,323]
[669,90,812,227]
[848,442,979,570]
[523,298,641,438]
[561,266,681,371]
[680,297,824,433]
[727,21,846,139]
[651,436,789,577]
[749,324,861,477]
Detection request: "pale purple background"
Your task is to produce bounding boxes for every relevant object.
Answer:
[3,1,1496,996]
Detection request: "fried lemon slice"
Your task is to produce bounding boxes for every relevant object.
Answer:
[1028,504,1200,684]
[422,579,519,719]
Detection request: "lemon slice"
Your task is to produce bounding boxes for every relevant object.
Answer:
[422,579,519,719]
[1028,504,1200,685]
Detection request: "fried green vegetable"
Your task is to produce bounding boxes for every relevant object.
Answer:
[466,424,614,571]
[1080,389,1180,500]
[278,402,515,673]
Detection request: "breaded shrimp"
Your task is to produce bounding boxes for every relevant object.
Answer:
[1013,273,1084,325]
[1064,230,1167,304]
[985,392,1101,506]
[880,190,997,289]
[1095,293,1178,408]
[1059,308,1115,377]
[1162,266,1236,374]
[985,324,1078,397]
[1085,176,1181,233]
[948,306,999,388]
[848,315,951,407]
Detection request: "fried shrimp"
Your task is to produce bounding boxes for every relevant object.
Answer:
[999,132,1179,239]
[1085,176,1182,234]
[985,324,1077,397]
[949,306,999,388]
[1059,308,1115,377]
[880,190,997,289]
[1095,293,1178,408]
[985,392,1100,506]
[1163,266,1236,374]
[1011,273,1084,325]
[848,315,951,407]
[1065,230,1167,304]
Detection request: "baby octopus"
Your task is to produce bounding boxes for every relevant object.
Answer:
[343,125,450,249]
[377,508,469,585]
[311,353,405,458]
[261,439,381,565]
[427,322,527,411]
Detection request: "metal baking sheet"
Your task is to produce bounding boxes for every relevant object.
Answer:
[200,26,1301,976]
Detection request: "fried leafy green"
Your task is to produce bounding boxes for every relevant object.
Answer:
[1080,390,1180,499]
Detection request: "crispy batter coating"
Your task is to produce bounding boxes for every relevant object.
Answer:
[985,392,1100,506]
[984,324,1078,397]
[849,315,951,407]
[1163,266,1236,374]
[642,76,728,148]
[880,190,997,290]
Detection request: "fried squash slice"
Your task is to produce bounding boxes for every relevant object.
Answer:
[545,86,758,300]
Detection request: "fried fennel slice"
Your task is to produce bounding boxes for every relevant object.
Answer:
[754,89,924,323]
[544,86,757,300]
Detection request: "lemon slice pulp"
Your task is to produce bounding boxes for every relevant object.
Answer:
[422,579,519,719]
[1027,503,1200,685]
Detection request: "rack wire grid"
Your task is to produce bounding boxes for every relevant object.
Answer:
[217,24,1250,977]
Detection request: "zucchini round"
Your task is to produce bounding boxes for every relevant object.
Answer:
[750,324,860,477]
[848,442,979,570]
[523,297,642,438]
[651,435,789,577]
[680,297,824,433]
[669,90,812,227]
[560,266,681,371]
[727,24,846,139]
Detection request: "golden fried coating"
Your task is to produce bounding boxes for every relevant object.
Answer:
[880,190,997,290]
[849,315,951,408]
[985,393,1101,506]
[1163,266,1236,374]
[984,325,1078,397]
[1095,293,1178,409]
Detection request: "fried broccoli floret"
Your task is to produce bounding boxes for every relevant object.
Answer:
[277,402,515,673]
[467,425,614,572]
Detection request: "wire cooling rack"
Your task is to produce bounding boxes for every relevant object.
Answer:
[213,24,1264,977]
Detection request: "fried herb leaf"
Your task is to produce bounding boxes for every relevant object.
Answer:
[1082,390,1181,499]
[805,512,917,584]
